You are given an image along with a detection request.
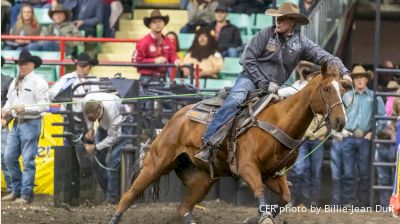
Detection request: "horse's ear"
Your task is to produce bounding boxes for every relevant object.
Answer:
[321,61,328,76]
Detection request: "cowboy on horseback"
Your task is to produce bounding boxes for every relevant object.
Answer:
[195,2,353,163]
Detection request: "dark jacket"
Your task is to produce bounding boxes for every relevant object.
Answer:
[1,74,13,107]
[64,0,103,27]
[240,26,350,88]
[208,21,242,52]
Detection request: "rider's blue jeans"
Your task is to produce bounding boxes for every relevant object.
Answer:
[202,73,256,142]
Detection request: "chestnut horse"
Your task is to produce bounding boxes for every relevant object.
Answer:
[108,63,347,224]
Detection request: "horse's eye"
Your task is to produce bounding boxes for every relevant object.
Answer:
[323,87,329,92]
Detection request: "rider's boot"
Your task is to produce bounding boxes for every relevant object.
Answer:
[194,139,215,163]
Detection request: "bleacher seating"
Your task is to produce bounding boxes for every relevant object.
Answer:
[227,13,254,35]
[2,64,17,78]
[177,33,195,51]
[277,0,299,7]
[220,57,242,79]
[1,50,61,81]
[34,8,53,25]
[252,14,273,34]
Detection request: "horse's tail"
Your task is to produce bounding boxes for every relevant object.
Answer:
[128,139,161,201]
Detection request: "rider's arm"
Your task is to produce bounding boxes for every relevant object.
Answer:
[300,34,350,77]
[240,28,270,88]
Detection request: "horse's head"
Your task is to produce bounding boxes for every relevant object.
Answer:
[309,62,347,131]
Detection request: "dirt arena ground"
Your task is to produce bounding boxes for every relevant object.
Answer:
[1,196,399,224]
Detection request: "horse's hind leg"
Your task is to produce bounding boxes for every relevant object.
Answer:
[176,166,214,224]
[108,150,174,224]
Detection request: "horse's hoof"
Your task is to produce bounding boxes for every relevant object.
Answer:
[108,213,122,224]
[183,212,197,224]
[258,212,274,224]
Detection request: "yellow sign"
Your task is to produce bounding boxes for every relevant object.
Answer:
[1,114,63,195]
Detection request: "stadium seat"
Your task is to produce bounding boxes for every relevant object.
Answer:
[1,50,61,81]
[219,57,242,79]
[116,31,148,39]
[101,43,136,54]
[2,64,17,77]
[227,13,253,35]
[1,50,61,60]
[98,53,133,62]
[276,0,299,7]
[241,34,253,44]
[34,8,52,25]
[91,66,139,79]
[204,79,235,89]
[252,14,273,34]
[178,33,195,51]
[35,66,58,82]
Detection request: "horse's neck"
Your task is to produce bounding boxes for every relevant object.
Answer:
[260,80,317,139]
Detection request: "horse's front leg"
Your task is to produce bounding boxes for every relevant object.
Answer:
[239,163,274,224]
[264,175,291,218]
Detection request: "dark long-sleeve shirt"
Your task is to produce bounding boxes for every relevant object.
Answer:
[239,26,350,87]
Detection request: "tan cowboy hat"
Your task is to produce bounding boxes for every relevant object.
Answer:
[48,4,71,21]
[387,80,400,89]
[351,65,373,80]
[296,61,319,79]
[265,2,309,25]
[143,9,169,28]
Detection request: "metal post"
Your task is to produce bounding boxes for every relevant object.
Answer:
[60,39,65,77]
[195,64,200,89]
[371,0,381,207]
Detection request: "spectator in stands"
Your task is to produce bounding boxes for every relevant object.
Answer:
[9,0,47,27]
[132,10,180,86]
[1,0,12,34]
[1,56,14,195]
[4,4,41,50]
[102,0,123,38]
[182,27,224,78]
[231,0,270,14]
[63,0,103,37]
[27,4,80,53]
[340,65,386,207]
[299,0,317,16]
[82,93,133,204]
[207,3,242,57]
[1,49,50,204]
[180,0,218,33]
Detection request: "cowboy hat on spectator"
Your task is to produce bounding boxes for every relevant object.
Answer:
[48,4,71,21]
[143,9,169,28]
[351,65,373,81]
[266,2,309,25]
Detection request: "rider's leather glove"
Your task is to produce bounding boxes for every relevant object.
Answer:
[258,80,269,90]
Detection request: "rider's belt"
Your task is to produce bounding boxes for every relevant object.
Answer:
[348,129,366,138]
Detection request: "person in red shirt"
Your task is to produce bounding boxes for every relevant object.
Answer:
[132,9,180,86]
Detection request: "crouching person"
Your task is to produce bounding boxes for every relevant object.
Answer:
[82,92,132,204]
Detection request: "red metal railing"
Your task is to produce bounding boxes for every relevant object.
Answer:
[1,35,200,88]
